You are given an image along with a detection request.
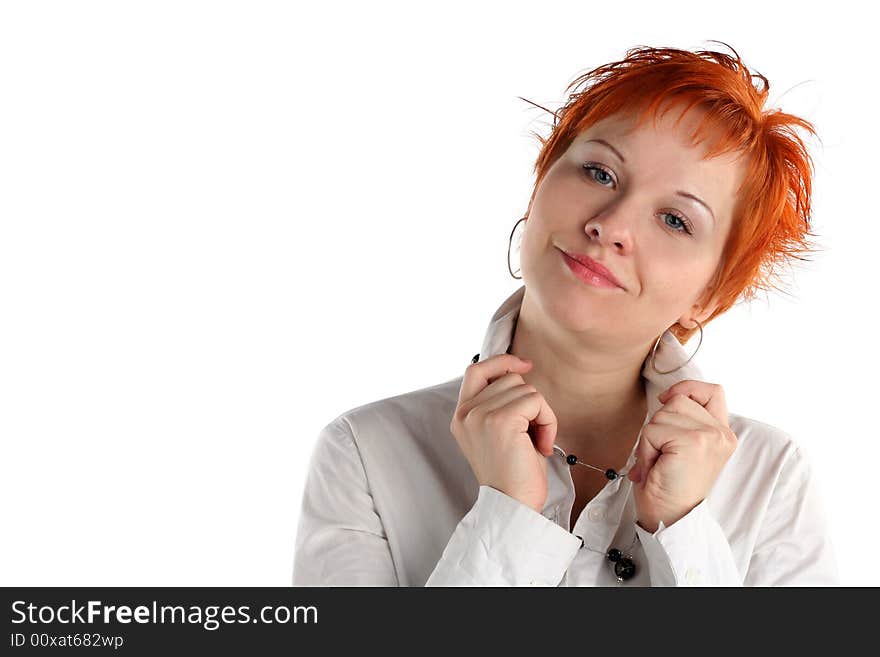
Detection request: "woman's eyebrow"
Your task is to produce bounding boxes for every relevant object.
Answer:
[583,138,627,163]
[583,137,716,226]
[676,191,716,225]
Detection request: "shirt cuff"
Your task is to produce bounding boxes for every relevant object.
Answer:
[425,485,582,586]
[634,499,743,586]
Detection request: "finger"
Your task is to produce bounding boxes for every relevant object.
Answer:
[630,400,699,482]
[630,427,656,483]
[458,354,532,407]
[631,421,685,482]
[477,383,539,417]
[471,384,557,455]
[530,398,559,457]
[658,380,728,426]
[650,405,705,430]
[487,386,558,457]
[465,371,533,414]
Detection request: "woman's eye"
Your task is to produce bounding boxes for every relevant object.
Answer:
[583,163,615,187]
[661,211,694,235]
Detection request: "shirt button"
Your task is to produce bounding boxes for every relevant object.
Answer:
[529,579,548,586]
[588,507,605,522]
[685,567,701,585]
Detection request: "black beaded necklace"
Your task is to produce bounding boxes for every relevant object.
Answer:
[552,444,639,583]
[472,350,640,583]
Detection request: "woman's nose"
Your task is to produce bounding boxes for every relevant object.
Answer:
[584,206,635,251]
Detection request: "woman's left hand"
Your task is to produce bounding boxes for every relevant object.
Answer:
[628,379,738,533]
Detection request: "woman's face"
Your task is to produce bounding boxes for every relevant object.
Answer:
[519,102,749,346]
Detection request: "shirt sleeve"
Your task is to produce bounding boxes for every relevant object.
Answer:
[292,417,582,587]
[424,485,583,587]
[632,442,841,587]
[292,417,399,586]
[742,444,840,586]
[633,498,743,586]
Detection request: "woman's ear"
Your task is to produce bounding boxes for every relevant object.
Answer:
[677,295,720,329]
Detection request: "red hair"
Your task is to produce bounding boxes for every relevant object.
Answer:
[519,42,823,344]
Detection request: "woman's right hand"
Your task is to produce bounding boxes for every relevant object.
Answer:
[450,353,559,513]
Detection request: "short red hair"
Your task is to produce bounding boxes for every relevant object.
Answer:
[519,42,823,344]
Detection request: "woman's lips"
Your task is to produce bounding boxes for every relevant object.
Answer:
[560,250,624,289]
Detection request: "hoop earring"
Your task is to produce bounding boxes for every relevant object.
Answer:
[508,216,527,280]
[649,319,703,374]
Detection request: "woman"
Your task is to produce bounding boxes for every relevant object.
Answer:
[292,44,839,586]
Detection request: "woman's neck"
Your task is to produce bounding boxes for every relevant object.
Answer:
[507,293,652,459]
[550,384,647,463]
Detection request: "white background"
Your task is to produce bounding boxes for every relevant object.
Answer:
[1,1,876,586]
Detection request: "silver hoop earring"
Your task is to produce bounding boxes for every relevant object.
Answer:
[508,216,527,280]
[649,319,703,374]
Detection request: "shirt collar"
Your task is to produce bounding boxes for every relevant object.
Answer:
[477,285,704,420]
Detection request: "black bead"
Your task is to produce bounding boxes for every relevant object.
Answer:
[605,468,618,480]
[471,353,480,364]
[566,454,577,465]
[606,548,622,562]
[614,557,636,580]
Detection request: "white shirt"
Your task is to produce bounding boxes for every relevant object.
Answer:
[292,285,839,586]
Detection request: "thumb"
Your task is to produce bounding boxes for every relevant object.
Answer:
[532,421,556,457]
[628,457,642,483]
[528,390,558,457]
[631,431,659,484]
